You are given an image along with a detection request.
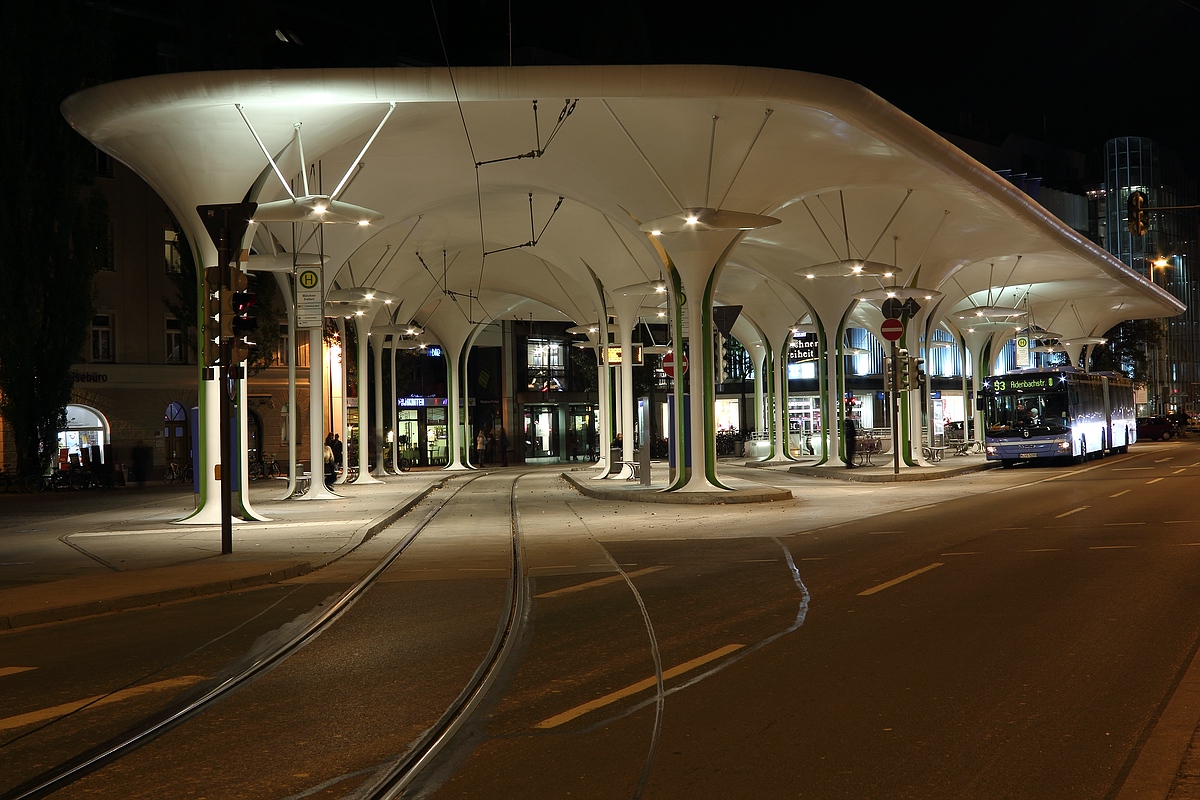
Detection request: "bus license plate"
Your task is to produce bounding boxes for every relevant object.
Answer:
[1020,453,1037,459]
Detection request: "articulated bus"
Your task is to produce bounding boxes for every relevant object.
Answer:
[981,368,1136,466]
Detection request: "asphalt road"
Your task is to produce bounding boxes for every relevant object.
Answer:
[2,445,1198,799]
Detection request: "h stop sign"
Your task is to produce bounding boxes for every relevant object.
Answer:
[880,318,904,341]
[662,350,688,378]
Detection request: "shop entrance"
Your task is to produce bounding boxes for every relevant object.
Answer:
[59,404,111,468]
[523,404,559,463]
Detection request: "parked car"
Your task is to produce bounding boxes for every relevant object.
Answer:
[1137,415,1175,441]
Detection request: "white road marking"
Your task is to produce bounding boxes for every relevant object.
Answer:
[940,552,978,556]
[1104,522,1145,527]
[1147,478,1165,485]
[1090,545,1137,550]
[858,563,945,597]
[1110,490,1131,498]
[1026,548,1062,553]
[900,504,939,513]
[535,644,744,729]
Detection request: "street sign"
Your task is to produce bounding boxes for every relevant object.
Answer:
[881,318,904,341]
[662,350,688,378]
[880,297,905,319]
[296,266,324,329]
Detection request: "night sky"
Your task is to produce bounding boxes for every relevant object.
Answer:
[36,0,1200,176]
[217,0,1200,174]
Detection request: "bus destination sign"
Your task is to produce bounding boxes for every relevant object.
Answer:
[990,374,1060,393]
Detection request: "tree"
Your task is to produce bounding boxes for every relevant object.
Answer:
[1088,319,1164,385]
[0,2,110,476]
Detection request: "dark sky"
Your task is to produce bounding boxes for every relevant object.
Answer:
[92,0,1200,172]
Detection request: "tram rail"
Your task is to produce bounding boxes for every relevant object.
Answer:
[3,471,530,800]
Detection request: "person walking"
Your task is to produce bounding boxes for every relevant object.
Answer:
[844,419,858,469]
[331,433,344,476]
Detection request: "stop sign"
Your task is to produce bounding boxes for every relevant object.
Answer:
[880,318,904,341]
[662,351,688,378]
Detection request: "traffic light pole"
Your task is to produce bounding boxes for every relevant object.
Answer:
[891,341,900,476]
[198,202,257,555]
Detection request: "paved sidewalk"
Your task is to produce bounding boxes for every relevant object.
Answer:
[0,472,449,630]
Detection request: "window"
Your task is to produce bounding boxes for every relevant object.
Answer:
[276,324,290,366]
[99,222,115,271]
[166,316,184,363]
[91,314,113,362]
[164,227,182,274]
[526,337,567,391]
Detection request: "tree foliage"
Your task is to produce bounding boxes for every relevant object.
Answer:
[0,2,110,475]
[1088,319,1164,385]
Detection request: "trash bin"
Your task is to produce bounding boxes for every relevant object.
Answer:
[608,447,622,476]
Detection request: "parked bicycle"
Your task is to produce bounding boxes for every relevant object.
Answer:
[248,455,282,481]
[164,460,193,484]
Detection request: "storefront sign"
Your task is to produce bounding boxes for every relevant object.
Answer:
[399,397,449,408]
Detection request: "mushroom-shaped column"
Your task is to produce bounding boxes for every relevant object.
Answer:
[640,208,780,492]
[793,260,909,469]
[297,322,341,500]
[419,313,480,472]
[609,289,663,477]
[349,311,382,485]
[768,327,796,463]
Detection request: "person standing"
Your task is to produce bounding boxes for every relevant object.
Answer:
[843,419,858,469]
[331,433,344,476]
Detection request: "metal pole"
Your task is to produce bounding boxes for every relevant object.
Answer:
[892,341,900,476]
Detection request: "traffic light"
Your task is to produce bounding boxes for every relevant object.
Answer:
[896,349,911,390]
[1127,190,1149,236]
[906,356,925,391]
[883,356,895,392]
[228,267,258,364]
[202,266,224,369]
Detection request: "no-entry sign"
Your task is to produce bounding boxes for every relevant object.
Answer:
[662,351,688,378]
[881,318,904,341]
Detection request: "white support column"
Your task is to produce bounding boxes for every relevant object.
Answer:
[300,326,340,500]
[773,333,792,461]
[352,314,380,484]
[370,331,388,477]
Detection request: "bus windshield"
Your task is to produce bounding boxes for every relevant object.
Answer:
[986,393,1071,438]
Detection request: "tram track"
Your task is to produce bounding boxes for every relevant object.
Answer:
[2,471,531,800]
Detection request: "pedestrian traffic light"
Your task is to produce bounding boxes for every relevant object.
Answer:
[883,356,895,392]
[1127,190,1149,236]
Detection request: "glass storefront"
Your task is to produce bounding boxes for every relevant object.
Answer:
[524,404,558,461]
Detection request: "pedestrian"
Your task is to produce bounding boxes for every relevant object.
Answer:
[499,425,509,467]
[844,419,858,469]
[323,441,336,487]
[476,429,487,465]
[331,433,344,475]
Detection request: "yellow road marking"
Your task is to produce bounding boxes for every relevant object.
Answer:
[0,667,35,678]
[0,675,205,732]
[535,566,668,599]
[858,563,944,597]
[1056,507,1089,518]
[535,644,743,729]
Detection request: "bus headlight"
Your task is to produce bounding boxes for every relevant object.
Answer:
[1058,440,1072,451]
[986,446,997,456]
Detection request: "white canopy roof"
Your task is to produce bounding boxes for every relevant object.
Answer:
[62,64,1183,346]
